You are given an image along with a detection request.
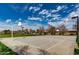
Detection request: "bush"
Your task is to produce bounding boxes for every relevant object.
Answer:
[76,36,79,47]
[74,48,79,55]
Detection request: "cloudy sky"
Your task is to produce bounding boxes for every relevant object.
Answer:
[0,3,78,31]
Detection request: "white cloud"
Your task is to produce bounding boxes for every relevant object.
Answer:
[0,18,45,31]
[51,5,65,13]
[67,4,79,18]
[0,21,13,31]
[75,4,79,8]
[46,13,52,17]
[47,6,78,28]
[48,14,61,22]
[56,7,79,30]
[68,11,77,18]
[39,8,62,20]
[48,14,62,27]
[52,14,60,17]
[18,22,22,26]
[48,21,59,27]
[18,18,22,21]
[58,5,79,26]
[0,18,24,31]
[38,4,43,7]
[10,5,28,13]
[65,7,79,22]
[39,9,49,15]
[34,7,40,12]
[28,17,42,21]
[29,4,43,12]
[29,6,40,12]
[29,6,33,11]
[6,19,12,23]
[57,6,64,11]
[51,10,58,13]
[24,20,48,30]
[39,9,52,18]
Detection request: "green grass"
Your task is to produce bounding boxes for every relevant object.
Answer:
[0,42,17,55]
[0,33,37,38]
[0,34,11,38]
[0,33,76,38]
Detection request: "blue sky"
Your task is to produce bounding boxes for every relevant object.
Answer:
[0,3,78,31]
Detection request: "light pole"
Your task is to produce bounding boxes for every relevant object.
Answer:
[17,21,25,37]
[11,25,14,39]
[18,21,23,30]
[18,21,23,34]
[72,16,79,47]
[11,21,22,39]
[6,19,14,39]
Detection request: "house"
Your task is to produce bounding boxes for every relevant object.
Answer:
[65,29,76,35]
[55,29,76,35]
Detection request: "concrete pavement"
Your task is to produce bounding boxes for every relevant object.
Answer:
[0,35,76,55]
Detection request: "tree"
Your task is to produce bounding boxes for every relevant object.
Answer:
[59,24,66,35]
[3,29,11,34]
[37,26,45,35]
[25,29,29,34]
[48,25,56,35]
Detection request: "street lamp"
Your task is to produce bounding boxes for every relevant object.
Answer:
[18,21,24,34]
[6,19,14,39]
[72,16,79,47]
[18,21,24,31]
[11,25,14,39]
[11,21,22,39]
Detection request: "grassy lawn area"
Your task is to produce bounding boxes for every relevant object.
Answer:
[0,34,11,38]
[0,42,17,55]
[0,34,34,38]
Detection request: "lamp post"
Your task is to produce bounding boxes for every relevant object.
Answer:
[11,25,13,39]
[11,21,22,39]
[6,19,14,39]
[18,21,24,31]
[72,16,79,47]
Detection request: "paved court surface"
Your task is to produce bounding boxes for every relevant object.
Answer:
[0,35,76,55]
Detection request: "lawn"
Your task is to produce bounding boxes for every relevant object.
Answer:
[0,33,37,38]
[0,42,17,55]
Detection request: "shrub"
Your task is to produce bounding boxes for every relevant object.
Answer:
[76,36,79,47]
[74,48,79,55]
